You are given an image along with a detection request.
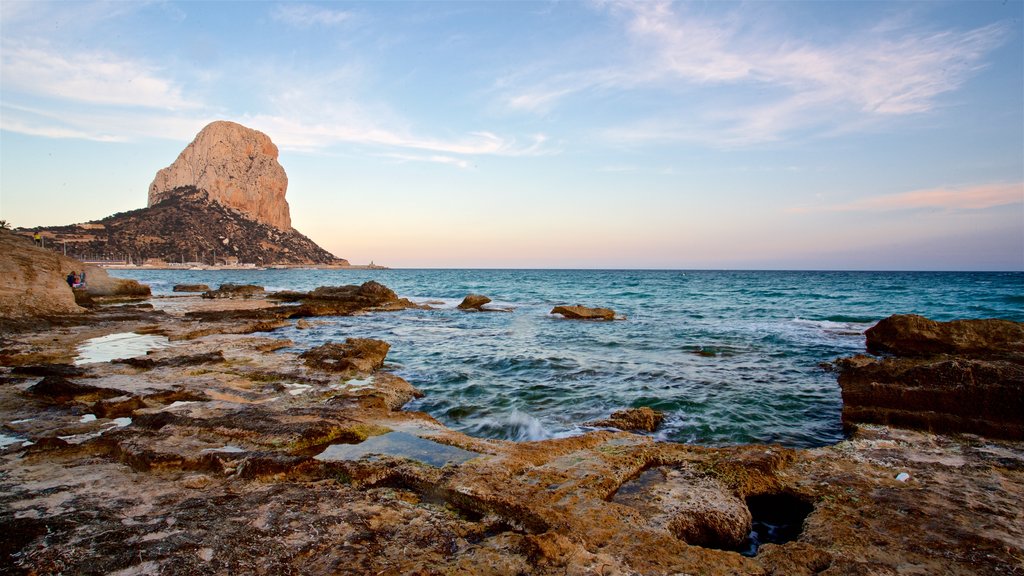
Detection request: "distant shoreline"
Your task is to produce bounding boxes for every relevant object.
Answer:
[99,263,388,271]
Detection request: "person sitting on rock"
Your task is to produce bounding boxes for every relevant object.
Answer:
[33,232,42,246]
[79,270,87,287]
[66,272,76,287]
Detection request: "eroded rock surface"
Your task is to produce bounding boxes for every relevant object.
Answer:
[588,407,665,432]
[839,315,1024,439]
[201,283,265,299]
[2,301,1022,575]
[149,120,291,230]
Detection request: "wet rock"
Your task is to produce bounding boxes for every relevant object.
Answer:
[866,314,1024,357]
[267,290,308,301]
[202,284,265,299]
[26,376,123,403]
[300,338,390,375]
[93,395,146,418]
[551,305,618,321]
[12,364,87,378]
[588,407,665,432]
[113,351,225,370]
[173,284,210,293]
[458,294,492,310]
[291,281,420,316]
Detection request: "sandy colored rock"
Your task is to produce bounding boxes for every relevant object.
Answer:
[551,304,618,321]
[0,231,149,320]
[149,120,292,230]
[840,314,1024,440]
[458,294,492,310]
[300,338,391,375]
[866,314,1024,357]
[588,406,665,432]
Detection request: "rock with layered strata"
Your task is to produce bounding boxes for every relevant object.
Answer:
[149,121,291,230]
[838,314,1024,439]
[300,338,390,375]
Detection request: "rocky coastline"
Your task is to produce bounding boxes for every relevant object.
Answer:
[2,245,1022,575]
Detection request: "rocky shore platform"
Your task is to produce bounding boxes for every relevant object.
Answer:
[2,275,1023,574]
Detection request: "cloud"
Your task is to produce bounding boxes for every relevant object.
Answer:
[272,4,352,27]
[379,153,472,169]
[1,42,199,110]
[790,182,1024,213]
[500,1,1008,145]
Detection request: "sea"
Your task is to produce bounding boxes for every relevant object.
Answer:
[109,269,1024,449]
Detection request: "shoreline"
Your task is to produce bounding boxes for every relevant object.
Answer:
[1,285,1022,574]
[99,263,390,271]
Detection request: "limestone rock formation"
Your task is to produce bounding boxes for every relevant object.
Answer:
[588,407,665,432]
[866,313,1024,357]
[0,231,149,320]
[838,315,1024,439]
[458,294,492,310]
[149,121,291,230]
[551,305,619,321]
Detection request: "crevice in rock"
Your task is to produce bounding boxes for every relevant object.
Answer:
[737,492,814,557]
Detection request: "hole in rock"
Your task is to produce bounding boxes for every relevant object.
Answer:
[738,493,813,557]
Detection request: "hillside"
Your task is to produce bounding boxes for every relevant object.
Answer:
[25,187,344,266]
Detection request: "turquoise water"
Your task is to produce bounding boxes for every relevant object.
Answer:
[111,269,1023,448]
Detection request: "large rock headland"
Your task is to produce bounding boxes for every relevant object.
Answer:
[149,120,291,230]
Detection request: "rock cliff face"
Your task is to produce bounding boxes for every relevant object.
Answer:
[149,121,291,230]
[27,187,341,266]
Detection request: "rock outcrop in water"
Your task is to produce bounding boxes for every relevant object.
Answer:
[551,304,619,321]
[587,407,665,432]
[458,294,492,310]
[838,314,1024,439]
[149,120,291,230]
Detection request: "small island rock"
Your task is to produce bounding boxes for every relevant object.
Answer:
[551,305,618,321]
[588,407,665,432]
[458,294,492,310]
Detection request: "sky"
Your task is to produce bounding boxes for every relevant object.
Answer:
[1,1,1022,270]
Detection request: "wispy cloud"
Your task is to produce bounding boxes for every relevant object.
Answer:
[1,41,199,110]
[379,152,472,169]
[790,182,1023,213]
[500,1,1008,145]
[272,3,352,28]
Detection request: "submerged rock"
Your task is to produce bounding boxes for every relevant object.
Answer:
[551,305,618,321]
[588,407,665,432]
[838,314,1024,439]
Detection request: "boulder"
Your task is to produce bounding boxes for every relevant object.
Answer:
[866,314,1024,357]
[551,305,618,321]
[173,284,210,293]
[587,407,665,432]
[458,294,492,310]
[838,314,1024,439]
[149,121,291,230]
[300,338,391,375]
